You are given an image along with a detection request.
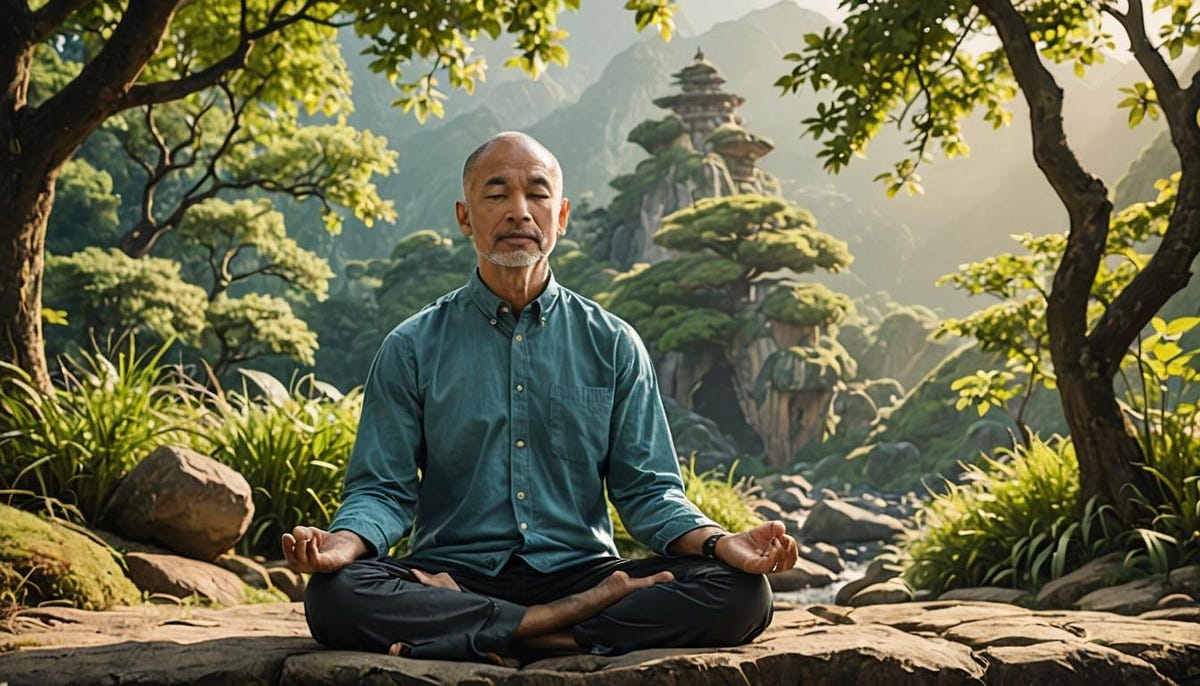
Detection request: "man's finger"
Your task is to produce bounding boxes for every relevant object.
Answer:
[305,535,320,565]
[781,536,799,571]
[281,533,298,565]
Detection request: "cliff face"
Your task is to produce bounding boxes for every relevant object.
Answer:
[599,51,780,269]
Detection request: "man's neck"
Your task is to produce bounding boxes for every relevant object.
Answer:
[477,260,550,315]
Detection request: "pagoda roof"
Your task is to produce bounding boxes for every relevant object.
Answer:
[653,91,745,111]
[669,47,726,90]
[707,123,773,158]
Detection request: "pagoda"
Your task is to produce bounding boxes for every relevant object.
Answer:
[652,48,773,191]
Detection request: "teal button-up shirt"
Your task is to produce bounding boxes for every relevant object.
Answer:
[330,270,716,576]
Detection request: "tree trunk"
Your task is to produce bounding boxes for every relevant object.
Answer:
[0,163,56,394]
[1054,359,1153,521]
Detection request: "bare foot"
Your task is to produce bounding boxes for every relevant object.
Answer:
[586,570,674,607]
[412,569,461,591]
[515,569,674,641]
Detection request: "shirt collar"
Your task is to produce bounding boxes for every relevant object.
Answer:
[466,268,562,322]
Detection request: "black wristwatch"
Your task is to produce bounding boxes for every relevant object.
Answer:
[701,532,727,562]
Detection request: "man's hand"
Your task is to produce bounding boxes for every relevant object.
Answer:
[281,526,368,574]
[716,521,799,575]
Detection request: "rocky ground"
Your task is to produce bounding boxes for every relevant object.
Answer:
[2,599,1198,685]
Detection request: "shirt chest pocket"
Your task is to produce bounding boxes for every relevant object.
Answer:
[549,384,614,463]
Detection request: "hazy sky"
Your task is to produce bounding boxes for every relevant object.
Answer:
[676,0,845,35]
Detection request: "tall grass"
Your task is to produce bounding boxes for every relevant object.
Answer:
[1120,316,1200,573]
[905,318,1200,595]
[0,341,206,522]
[203,372,361,557]
[1123,401,1200,573]
[903,437,1119,595]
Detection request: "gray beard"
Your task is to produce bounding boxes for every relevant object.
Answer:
[480,244,549,268]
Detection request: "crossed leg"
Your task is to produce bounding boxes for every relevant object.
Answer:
[303,556,772,663]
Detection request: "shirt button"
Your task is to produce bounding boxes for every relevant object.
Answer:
[539,317,547,325]
[516,384,524,392]
[489,318,497,326]
[520,522,528,530]
[515,334,524,342]
[517,491,526,500]
[515,439,526,448]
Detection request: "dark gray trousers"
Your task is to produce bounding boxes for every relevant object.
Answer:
[304,554,773,663]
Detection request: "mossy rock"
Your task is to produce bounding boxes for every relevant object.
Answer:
[0,504,140,610]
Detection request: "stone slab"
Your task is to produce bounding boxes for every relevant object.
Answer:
[2,601,1198,685]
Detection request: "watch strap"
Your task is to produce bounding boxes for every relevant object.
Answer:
[701,532,727,561]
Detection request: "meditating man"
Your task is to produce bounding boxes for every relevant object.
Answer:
[283,131,799,664]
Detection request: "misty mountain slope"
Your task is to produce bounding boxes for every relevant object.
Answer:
[336,2,1162,313]
[359,2,831,249]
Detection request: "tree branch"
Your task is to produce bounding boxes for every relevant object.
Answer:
[30,0,91,43]
[1103,1,1194,143]
[120,0,334,111]
[1090,174,1200,376]
[28,0,182,169]
[972,0,1111,342]
[1085,1,1200,372]
[121,44,254,110]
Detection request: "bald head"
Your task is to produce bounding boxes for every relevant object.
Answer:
[462,132,563,193]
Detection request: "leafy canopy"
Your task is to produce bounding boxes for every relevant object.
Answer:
[775,0,1120,196]
[605,194,851,353]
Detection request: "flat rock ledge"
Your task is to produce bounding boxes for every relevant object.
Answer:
[2,600,1198,685]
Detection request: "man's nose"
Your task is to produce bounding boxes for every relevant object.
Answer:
[506,196,532,223]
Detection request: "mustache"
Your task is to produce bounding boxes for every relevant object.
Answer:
[496,230,543,243]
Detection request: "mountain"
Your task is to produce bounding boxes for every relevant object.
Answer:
[332,1,1162,314]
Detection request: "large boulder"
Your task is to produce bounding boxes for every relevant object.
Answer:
[1075,575,1168,615]
[1167,565,1200,598]
[757,473,813,498]
[846,579,914,607]
[213,553,272,590]
[836,557,903,606]
[105,445,253,561]
[766,487,811,513]
[1035,552,1125,608]
[124,552,247,606]
[767,559,839,592]
[798,542,844,573]
[0,504,139,610]
[267,566,307,602]
[799,499,906,543]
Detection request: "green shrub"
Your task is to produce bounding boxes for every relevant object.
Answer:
[902,436,1118,595]
[0,341,206,522]
[610,458,763,557]
[204,371,361,557]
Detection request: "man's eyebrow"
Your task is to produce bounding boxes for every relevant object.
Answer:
[529,174,552,190]
[483,175,508,188]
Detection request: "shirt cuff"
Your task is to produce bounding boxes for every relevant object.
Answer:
[649,514,720,556]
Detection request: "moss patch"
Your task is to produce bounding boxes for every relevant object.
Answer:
[0,504,140,610]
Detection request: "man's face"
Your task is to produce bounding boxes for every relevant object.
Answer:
[456,138,570,269]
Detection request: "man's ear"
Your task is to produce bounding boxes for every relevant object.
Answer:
[455,200,472,236]
[557,197,570,235]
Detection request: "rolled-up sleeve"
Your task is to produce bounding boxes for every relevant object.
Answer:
[329,331,424,556]
[605,324,717,555]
